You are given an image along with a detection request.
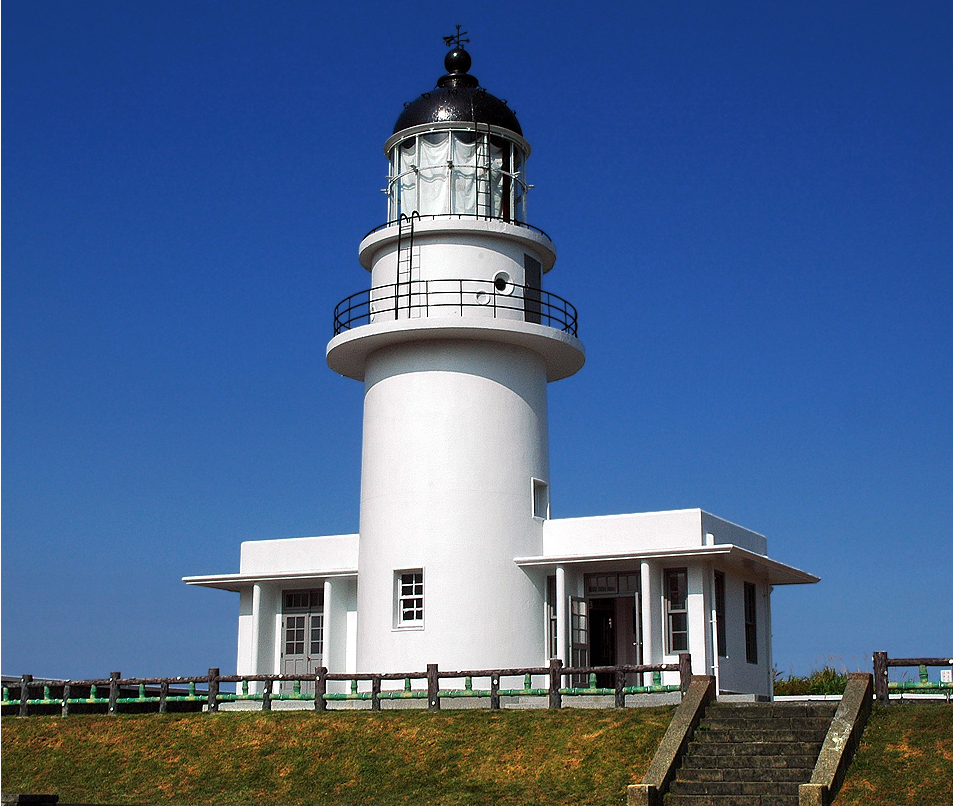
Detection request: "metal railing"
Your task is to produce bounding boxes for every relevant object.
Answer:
[333,278,578,337]
[3,656,691,716]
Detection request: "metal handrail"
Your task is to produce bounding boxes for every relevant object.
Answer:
[333,278,578,337]
[361,213,552,243]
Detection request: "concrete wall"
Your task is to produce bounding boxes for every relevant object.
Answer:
[543,510,705,557]
[357,339,550,673]
[239,534,358,575]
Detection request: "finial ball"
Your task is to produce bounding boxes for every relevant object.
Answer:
[444,47,471,75]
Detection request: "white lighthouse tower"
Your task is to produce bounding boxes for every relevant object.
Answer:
[327,38,585,673]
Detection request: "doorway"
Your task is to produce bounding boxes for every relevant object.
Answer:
[585,572,642,687]
[280,588,324,693]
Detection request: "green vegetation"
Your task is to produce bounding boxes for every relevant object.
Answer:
[774,665,849,696]
[1,708,671,806]
[3,703,949,805]
[837,703,953,806]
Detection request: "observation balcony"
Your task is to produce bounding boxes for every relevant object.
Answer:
[327,278,584,383]
[333,278,577,336]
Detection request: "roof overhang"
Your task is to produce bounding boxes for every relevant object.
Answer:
[514,544,818,586]
[182,568,358,593]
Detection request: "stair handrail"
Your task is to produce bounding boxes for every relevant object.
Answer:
[627,674,715,806]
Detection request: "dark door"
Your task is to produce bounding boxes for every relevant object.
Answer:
[589,598,617,687]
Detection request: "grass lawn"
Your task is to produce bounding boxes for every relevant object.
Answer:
[1,707,671,806]
[3,702,950,805]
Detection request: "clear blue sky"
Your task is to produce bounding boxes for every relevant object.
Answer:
[3,1,951,680]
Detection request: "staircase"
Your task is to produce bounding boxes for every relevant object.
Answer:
[664,702,837,806]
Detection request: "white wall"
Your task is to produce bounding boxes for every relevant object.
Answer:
[543,510,705,557]
[239,534,358,575]
[357,339,550,673]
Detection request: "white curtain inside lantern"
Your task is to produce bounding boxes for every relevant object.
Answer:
[392,131,516,219]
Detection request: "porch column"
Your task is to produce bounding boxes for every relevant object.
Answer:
[250,582,263,693]
[555,565,567,664]
[323,577,335,673]
[640,561,653,687]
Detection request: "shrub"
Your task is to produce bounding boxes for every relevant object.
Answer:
[774,666,848,696]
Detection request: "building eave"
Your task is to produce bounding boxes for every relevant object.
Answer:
[182,568,359,592]
[513,544,819,586]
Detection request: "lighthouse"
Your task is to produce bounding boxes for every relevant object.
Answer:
[186,36,817,701]
[326,37,585,672]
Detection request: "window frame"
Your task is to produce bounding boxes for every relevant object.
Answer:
[665,568,689,654]
[395,569,425,630]
[744,582,758,664]
[714,571,727,658]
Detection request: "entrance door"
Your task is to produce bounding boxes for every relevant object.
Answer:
[589,598,617,687]
[281,589,324,693]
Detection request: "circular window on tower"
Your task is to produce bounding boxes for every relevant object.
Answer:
[493,271,514,296]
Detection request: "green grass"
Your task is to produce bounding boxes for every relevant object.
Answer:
[1,707,672,806]
[3,703,950,805]
[836,703,953,806]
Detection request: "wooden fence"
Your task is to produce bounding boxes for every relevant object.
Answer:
[3,655,693,716]
[872,652,953,703]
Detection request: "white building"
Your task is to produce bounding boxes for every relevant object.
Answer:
[184,43,817,699]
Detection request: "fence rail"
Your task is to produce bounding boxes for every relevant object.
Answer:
[2,656,692,716]
[872,652,953,703]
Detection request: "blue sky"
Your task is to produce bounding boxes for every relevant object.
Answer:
[3,1,951,680]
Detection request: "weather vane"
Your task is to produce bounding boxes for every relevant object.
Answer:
[443,25,469,49]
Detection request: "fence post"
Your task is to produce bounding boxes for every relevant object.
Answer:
[19,674,32,717]
[107,672,121,715]
[427,664,440,711]
[549,658,563,709]
[873,652,889,704]
[614,668,626,709]
[371,676,382,712]
[61,682,71,717]
[490,672,501,710]
[678,654,692,694]
[207,668,219,713]
[315,668,327,712]
[262,679,272,711]
[159,680,169,714]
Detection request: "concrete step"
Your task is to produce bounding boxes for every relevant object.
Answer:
[708,703,836,719]
[668,780,801,797]
[664,794,798,806]
[702,715,832,732]
[693,727,828,743]
[681,752,818,770]
[674,766,813,784]
[685,739,823,757]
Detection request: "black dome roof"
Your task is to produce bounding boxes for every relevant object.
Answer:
[393,47,522,136]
